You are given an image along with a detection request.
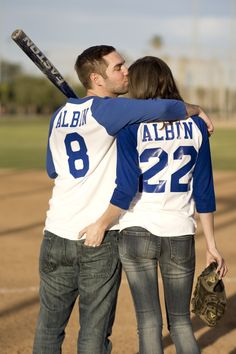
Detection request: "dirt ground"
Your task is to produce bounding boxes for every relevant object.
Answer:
[0,170,235,354]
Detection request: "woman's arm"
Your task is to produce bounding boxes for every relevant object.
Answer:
[94,97,213,136]
[192,117,227,278]
[198,212,228,278]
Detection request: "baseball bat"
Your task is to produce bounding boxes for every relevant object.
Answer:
[11,29,78,98]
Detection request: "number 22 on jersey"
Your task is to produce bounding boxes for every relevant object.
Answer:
[139,146,197,193]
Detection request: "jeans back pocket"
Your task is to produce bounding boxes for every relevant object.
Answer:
[170,235,195,265]
[39,231,56,274]
[119,228,151,259]
[80,243,114,278]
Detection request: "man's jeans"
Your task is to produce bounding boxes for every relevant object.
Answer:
[33,230,121,354]
[118,227,200,354]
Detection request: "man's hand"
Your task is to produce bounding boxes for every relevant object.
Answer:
[79,222,106,247]
[198,108,214,135]
[185,103,214,135]
[78,203,123,247]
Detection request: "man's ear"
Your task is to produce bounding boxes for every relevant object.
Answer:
[90,72,103,87]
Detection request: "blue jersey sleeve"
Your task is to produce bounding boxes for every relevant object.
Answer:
[91,97,186,136]
[192,116,216,212]
[110,125,140,209]
[46,107,62,179]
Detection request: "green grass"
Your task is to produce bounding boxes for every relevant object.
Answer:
[0,116,50,169]
[210,128,236,171]
[0,116,235,171]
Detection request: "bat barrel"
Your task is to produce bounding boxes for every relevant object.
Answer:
[11,29,23,40]
[11,29,78,98]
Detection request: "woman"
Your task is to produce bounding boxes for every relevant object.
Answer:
[80,56,228,354]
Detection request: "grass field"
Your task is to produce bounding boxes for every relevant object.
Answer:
[0,116,235,170]
[210,128,236,171]
[0,116,49,169]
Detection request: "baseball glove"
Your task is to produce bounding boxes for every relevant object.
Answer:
[191,262,226,327]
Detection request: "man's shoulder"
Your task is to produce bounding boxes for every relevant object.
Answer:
[67,96,96,104]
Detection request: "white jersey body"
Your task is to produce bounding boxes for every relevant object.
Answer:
[110,117,216,237]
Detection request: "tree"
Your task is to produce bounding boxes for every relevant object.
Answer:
[149,35,163,51]
[0,60,22,82]
[0,60,85,115]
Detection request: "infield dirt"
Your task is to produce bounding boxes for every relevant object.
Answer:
[0,170,235,354]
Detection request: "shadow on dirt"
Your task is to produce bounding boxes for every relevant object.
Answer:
[163,293,236,351]
[0,222,44,236]
[0,186,50,201]
[0,296,39,318]
[1,292,235,350]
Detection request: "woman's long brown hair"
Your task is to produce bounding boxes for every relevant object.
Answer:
[128,56,183,102]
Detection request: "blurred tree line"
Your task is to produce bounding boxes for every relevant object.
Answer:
[0,60,85,115]
[1,57,235,120]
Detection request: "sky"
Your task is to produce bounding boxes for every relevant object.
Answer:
[1,0,235,82]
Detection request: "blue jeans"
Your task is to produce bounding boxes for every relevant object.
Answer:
[118,227,200,354]
[33,230,121,354]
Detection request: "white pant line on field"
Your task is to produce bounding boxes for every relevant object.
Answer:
[0,286,39,294]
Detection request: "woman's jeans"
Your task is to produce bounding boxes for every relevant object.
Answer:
[33,230,121,354]
[118,227,200,354]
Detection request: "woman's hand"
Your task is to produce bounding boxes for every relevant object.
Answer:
[206,247,228,279]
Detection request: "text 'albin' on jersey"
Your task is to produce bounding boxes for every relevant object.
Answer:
[142,121,193,142]
[55,109,89,128]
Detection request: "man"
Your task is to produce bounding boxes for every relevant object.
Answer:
[33,45,213,354]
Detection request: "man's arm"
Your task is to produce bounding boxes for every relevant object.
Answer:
[93,97,213,136]
[46,106,64,179]
[185,103,213,134]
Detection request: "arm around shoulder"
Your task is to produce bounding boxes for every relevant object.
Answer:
[185,103,214,134]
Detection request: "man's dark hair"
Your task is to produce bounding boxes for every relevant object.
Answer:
[75,45,116,89]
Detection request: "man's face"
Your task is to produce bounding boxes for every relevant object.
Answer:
[101,51,129,96]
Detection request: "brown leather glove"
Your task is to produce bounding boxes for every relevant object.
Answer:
[191,262,227,327]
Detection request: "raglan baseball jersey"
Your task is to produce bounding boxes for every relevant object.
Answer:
[45,96,186,240]
[111,116,216,236]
